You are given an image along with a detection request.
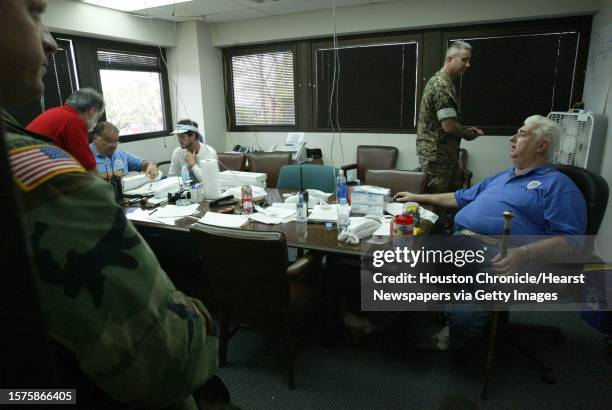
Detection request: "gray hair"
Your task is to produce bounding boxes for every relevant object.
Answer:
[65,87,105,113]
[446,41,472,59]
[524,115,560,160]
[93,121,119,138]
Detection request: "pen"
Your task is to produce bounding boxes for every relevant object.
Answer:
[149,208,158,215]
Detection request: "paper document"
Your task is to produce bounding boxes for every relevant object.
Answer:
[154,204,200,218]
[250,205,295,224]
[125,176,181,197]
[385,202,439,224]
[199,212,249,228]
[308,204,350,223]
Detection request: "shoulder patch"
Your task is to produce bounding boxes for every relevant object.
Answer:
[9,144,85,191]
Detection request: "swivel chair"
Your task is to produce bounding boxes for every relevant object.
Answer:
[247,152,292,188]
[365,169,428,195]
[481,164,609,399]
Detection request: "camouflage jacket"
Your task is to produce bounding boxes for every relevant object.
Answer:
[3,111,218,409]
[416,68,461,170]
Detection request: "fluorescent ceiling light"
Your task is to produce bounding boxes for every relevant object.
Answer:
[83,0,193,12]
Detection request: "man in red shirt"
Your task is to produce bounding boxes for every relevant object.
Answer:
[27,87,104,170]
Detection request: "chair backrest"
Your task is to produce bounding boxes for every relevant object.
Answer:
[277,164,338,192]
[157,160,171,177]
[556,165,609,236]
[190,224,290,327]
[248,152,292,188]
[218,152,246,172]
[365,169,428,195]
[356,145,398,182]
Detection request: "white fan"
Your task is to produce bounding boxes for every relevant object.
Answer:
[547,111,608,173]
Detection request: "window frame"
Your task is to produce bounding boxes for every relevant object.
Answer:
[92,40,173,142]
[222,16,591,135]
[223,42,299,132]
[443,16,591,135]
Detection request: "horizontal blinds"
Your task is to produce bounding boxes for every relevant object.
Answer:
[453,32,580,129]
[97,49,161,71]
[316,41,418,129]
[231,51,295,126]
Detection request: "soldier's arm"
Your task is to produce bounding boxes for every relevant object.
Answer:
[13,143,218,408]
[441,117,483,140]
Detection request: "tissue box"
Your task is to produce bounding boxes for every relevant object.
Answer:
[218,171,267,189]
[349,186,390,215]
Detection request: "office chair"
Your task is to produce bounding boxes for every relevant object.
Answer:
[365,169,428,195]
[277,164,339,192]
[481,164,609,399]
[413,147,473,189]
[190,224,318,389]
[218,152,246,171]
[247,152,292,188]
[341,145,398,183]
[157,160,171,177]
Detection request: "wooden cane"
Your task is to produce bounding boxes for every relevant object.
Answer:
[481,210,514,400]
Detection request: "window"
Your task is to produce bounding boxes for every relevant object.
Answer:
[97,48,167,137]
[225,46,296,129]
[446,17,590,133]
[313,35,420,131]
[222,17,591,134]
[7,37,78,126]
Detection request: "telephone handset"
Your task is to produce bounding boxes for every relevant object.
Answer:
[337,217,381,245]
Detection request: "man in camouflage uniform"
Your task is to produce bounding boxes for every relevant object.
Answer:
[417,41,484,194]
[0,1,218,408]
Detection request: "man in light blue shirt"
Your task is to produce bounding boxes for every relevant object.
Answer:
[90,122,158,180]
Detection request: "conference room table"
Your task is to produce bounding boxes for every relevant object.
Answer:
[124,188,411,256]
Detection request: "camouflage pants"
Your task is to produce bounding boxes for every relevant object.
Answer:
[421,161,461,233]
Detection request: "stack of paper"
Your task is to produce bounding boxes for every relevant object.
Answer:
[385,202,439,223]
[249,205,295,224]
[124,176,181,198]
[219,171,267,189]
[199,212,249,228]
[153,204,200,219]
[307,204,350,223]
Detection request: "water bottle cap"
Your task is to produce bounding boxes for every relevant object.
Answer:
[339,197,347,205]
[325,222,332,230]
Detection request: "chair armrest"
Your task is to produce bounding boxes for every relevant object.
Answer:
[286,254,314,282]
[461,167,473,189]
[341,163,358,173]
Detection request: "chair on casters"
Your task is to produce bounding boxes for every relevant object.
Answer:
[190,224,319,390]
[365,169,428,195]
[481,164,609,400]
[277,164,339,192]
[156,160,171,177]
[341,145,398,183]
[248,152,292,188]
[218,152,246,171]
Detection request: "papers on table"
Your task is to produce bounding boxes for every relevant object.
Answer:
[308,204,350,223]
[385,202,439,224]
[199,212,249,228]
[121,170,163,192]
[153,203,200,218]
[250,204,296,224]
[124,176,182,197]
[221,185,268,201]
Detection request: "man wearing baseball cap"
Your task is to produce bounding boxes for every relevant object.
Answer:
[168,119,218,182]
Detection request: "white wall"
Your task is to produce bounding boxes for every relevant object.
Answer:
[211,0,600,47]
[121,136,180,164]
[44,0,176,47]
[165,21,226,153]
[583,0,612,238]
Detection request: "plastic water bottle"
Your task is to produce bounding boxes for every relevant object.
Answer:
[336,169,347,202]
[181,165,191,189]
[337,197,350,230]
[296,191,308,222]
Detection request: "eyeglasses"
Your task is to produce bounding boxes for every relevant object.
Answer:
[100,136,120,145]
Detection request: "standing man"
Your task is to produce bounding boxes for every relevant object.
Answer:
[0,1,220,408]
[168,119,218,183]
[90,121,158,179]
[417,41,484,194]
[26,87,104,170]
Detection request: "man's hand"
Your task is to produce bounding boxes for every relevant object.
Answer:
[184,151,197,167]
[465,127,484,136]
[491,246,527,274]
[144,163,158,179]
[393,191,417,203]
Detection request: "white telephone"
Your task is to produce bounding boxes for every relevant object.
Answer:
[337,217,382,245]
[269,132,307,163]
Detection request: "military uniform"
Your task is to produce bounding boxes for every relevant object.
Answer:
[3,111,218,409]
[416,69,462,193]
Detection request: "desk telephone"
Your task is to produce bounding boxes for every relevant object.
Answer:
[337,217,382,245]
[269,132,307,163]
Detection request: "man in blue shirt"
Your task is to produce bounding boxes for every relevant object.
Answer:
[394,115,587,351]
[90,122,158,180]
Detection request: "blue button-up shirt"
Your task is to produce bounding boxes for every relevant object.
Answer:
[90,143,144,176]
[454,165,586,238]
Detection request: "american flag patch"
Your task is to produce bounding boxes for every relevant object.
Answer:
[10,144,85,191]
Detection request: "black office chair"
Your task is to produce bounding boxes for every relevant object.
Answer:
[481,164,609,399]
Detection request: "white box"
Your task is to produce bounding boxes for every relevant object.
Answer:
[350,203,385,216]
[218,170,267,189]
